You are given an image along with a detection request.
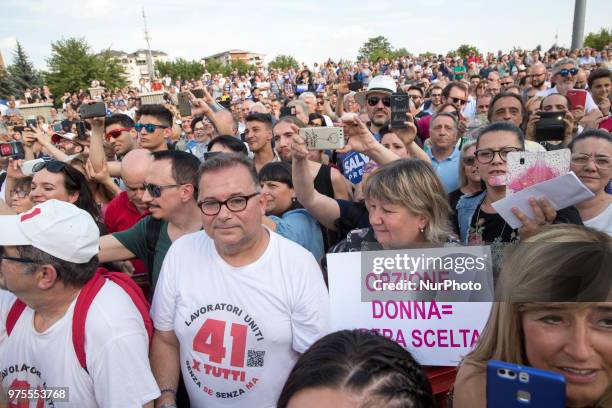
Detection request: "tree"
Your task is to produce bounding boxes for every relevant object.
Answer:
[584,28,612,51]
[268,54,299,70]
[204,59,225,76]
[419,51,436,60]
[45,37,127,98]
[358,36,394,61]
[155,58,205,81]
[0,68,16,99]
[225,60,255,76]
[7,41,42,96]
[455,44,480,59]
[392,47,410,59]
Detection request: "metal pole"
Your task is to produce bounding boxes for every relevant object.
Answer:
[571,0,586,51]
[142,7,155,81]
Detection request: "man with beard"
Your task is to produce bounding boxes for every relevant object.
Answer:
[528,63,548,92]
[342,75,396,185]
[536,58,600,113]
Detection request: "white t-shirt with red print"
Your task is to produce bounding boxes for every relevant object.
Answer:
[151,229,329,408]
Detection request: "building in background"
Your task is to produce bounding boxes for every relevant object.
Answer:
[108,49,169,86]
[203,50,265,68]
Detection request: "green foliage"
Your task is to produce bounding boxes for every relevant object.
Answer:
[584,28,612,51]
[0,68,16,99]
[358,36,394,61]
[155,58,205,81]
[226,59,256,76]
[45,37,127,98]
[7,41,43,96]
[455,44,480,59]
[419,51,436,59]
[204,59,225,75]
[392,47,410,59]
[268,54,299,70]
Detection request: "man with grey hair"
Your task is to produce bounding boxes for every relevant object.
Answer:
[536,58,599,112]
[150,154,329,408]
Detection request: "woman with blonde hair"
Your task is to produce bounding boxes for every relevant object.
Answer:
[453,224,612,408]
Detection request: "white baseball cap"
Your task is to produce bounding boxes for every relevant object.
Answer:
[0,200,99,263]
[356,75,397,106]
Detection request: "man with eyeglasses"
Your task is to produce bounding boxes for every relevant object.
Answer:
[99,150,202,292]
[528,63,548,92]
[536,58,600,113]
[424,85,444,114]
[0,200,160,406]
[149,153,329,408]
[103,113,136,157]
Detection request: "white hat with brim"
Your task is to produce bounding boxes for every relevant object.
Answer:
[0,200,100,264]
[355,75,397,106]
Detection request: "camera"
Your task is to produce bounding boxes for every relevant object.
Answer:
[0,141,26,159]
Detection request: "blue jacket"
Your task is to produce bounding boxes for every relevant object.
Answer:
[269,209,324,262]
[456,191,486,244]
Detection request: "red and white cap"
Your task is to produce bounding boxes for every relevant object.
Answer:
[0,200,99,263]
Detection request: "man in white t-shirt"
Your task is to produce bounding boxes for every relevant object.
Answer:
[0,200,160,407]
[150,154,329,408]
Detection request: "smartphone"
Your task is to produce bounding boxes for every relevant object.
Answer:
[566,89,587,109]
[0,141,25,159]
[299,127,345,150]
[75,121,87,139]
[598,115,612,131]
[535,111,565,142]
[192,89,204,99]
[80,101,106,119]
[26,119,37,128]
[487,360,565,407]
[280,107,295,117]
[348,81,363,92]
[390,93,410,128]
[178,92,192,117]
[506,150,570,195]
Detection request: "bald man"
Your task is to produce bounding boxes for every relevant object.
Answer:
[529,63,548,92]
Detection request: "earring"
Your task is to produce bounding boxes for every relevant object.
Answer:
[419,227,425,233]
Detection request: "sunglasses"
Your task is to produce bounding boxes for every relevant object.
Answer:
[0,255,35,264]
[105,127,132,140]
[144,183,181,198]
[367,96,391,107]
[134,123,170,133]
[449,97,467,106]
[558,68,579,77]
[32,160,67,173]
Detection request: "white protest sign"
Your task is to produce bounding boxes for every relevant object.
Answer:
[327,252,492,366]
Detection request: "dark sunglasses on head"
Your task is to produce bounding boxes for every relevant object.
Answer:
[105,127,132,140]
[367,96,391,107]
[134,123,170,133]
[32,160,67,173]
[203,151,222,161]
[558,68,579,77]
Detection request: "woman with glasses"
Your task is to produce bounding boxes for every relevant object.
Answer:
[259,162,324,262]
[569,130,612,235]
[9,176,34,214]
[455,122,582,245]
[448,142,482,217]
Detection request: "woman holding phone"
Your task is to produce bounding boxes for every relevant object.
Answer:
[453,224,612,408]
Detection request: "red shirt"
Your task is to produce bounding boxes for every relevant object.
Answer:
[104,191,148,275]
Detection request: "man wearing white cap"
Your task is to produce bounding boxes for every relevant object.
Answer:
[343,75,397,185]
[0,200,159,407]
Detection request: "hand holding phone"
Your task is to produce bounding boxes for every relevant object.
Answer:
[535,111,566,141]
[299,127,345,150]
[80,101,106,119]
[390,93,410,128]
[178,92,192,117]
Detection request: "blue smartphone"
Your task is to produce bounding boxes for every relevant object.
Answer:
[486,360,565,407]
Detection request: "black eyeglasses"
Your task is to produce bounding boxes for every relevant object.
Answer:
[558,68,579,77]
[144,183,181,198]
[198,192,260,216]
[32,160,66,173]
[367,96,391,107]
[449,97,467,106]
[134,123,170,133]
[0,255,35,264]
[475,147,522,164]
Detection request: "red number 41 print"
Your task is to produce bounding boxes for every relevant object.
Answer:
[193,318,248,367]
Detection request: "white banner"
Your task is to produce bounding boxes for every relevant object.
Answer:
[327,252,492,366]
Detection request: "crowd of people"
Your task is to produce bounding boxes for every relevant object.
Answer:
[0,43,611,407]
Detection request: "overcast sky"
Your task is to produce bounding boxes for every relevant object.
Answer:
[1,0,610,70]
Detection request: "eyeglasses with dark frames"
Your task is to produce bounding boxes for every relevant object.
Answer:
[475,147,523,164]
[367,96,391,107]
[134,123,170,133]
[198,192,260,216]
